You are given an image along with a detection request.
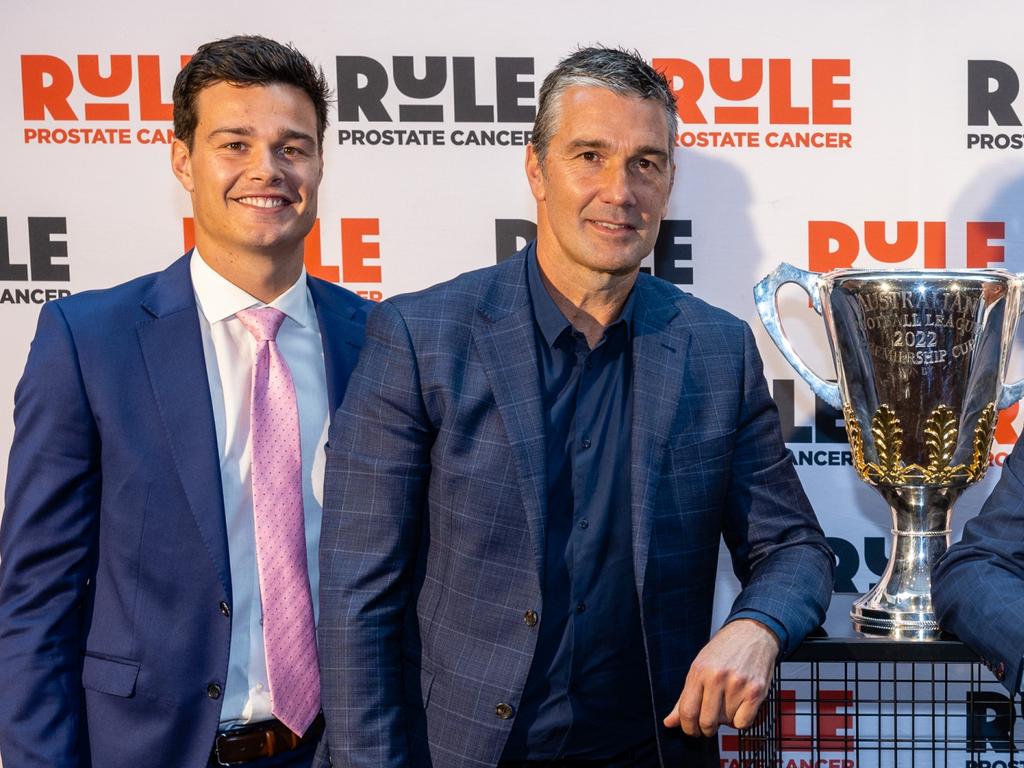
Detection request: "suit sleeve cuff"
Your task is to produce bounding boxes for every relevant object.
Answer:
[726,610,788,656]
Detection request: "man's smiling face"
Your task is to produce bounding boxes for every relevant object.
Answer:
[171,81,322,264]
[526,85,674,280]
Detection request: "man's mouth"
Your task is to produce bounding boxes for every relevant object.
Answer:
[591,220,635,232]
[235,196,292,209]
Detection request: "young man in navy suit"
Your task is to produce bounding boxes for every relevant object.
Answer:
[0,36,369,768]
[317,47,832,768]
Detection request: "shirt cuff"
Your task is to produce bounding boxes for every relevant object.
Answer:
[726,610,788,656]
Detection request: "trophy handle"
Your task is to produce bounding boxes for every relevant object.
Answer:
[999,275,1024,410]
[754,263,843,411]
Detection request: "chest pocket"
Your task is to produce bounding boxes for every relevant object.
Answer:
[662,430,735,513]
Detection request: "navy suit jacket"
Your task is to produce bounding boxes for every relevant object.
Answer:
[317,249,833,768]
[933,433,1024,691]
[0,254,369,768]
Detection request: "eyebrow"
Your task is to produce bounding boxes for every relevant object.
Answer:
[207,126,317,145]
[564,137,670,162]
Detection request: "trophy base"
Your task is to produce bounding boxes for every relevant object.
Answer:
[850,597,941,641]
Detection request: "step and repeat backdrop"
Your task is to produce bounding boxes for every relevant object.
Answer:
[5,1,1024,765]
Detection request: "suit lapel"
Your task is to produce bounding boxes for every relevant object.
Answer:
[136,254,231,600]
[472,257,549,582]
[630,277,691,598]
[306,277,365,414]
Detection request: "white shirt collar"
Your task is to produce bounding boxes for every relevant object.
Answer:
[190,248,312,329]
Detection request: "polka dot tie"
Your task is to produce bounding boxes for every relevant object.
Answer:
[236,307,320,736]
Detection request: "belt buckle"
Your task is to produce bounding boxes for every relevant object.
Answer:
[213,726,263,767]
[213,737,242,767]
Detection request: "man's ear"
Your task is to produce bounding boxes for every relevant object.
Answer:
[525,143,546,202]
[170,138,194,192]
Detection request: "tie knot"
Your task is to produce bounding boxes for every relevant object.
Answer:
[236,307,287,342]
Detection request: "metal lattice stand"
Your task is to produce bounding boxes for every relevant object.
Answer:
[728,594,1021,767]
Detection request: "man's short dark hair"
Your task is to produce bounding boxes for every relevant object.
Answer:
[173,35,330,149]
[532,46,678,165]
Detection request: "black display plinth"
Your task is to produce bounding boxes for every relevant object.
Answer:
[732,593,1019,767]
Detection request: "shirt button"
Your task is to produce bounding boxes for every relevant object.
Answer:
[581,438,592,449]
[495,702,515,719]
[578,519,589,530]
[576,601,587,614]
[219,601,231,618]
[523,609,539,627]
[207,683,222,700]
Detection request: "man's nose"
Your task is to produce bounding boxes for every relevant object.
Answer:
[246,145,283,183]
[599,162,637,207]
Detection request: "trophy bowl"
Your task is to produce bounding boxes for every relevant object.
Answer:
[755,264,1024,639]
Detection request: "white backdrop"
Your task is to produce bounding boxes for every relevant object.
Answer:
[5,1,1024,764]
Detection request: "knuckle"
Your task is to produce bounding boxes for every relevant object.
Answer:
[708,667,728,686]
[747,681,767,700]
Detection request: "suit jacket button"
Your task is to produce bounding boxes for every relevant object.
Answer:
[523,610,538,627]
[207,683,223,700]
[496,702,514,720]
[219,601,231,618]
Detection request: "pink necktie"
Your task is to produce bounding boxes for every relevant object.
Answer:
[236,307,320,736]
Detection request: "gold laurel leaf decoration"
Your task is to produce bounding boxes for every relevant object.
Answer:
[923,405,959,484]
[968,403,997,482]
[871,405,906,483]
[843,403,874,482]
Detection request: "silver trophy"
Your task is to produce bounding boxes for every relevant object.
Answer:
[755,264,1024,638]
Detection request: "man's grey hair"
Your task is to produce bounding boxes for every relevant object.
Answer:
[531,46,678,165]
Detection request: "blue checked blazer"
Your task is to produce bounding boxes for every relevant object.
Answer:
[317,247,833,768]
[933,436,1024,691]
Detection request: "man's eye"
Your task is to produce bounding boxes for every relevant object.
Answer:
[581,151,598,162]
[281,146,300,156]
[225,142,246,151]
[637,158,654,170]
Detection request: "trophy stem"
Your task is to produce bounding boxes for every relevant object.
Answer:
[850,486,959,640]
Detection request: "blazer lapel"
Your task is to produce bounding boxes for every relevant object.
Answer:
[472,257,549,583]
[306,278,365,414]
[630,277,691,598]
[136,254,231,600]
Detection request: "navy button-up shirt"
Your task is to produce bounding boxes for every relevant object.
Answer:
[502,250,653,759]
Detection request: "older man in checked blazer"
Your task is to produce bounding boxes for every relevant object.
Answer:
[317,47,833,768]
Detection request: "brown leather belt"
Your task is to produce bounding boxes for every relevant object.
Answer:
[213,713,324,765]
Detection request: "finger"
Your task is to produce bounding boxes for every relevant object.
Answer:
[698,678,725,737]
[732,696,764,731]
[662,702,680,729]
[676,675,705,736]
[723,685,743,726]
[733,671,770,729]
[723,673,760,725]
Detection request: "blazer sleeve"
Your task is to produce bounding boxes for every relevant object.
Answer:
[720,323,834,656]
[933,437,1024,693]
[0,302,101,767]
[318,299,433,768]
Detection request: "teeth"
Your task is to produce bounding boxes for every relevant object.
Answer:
[595,221,628,230]
[238,197,287,208]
